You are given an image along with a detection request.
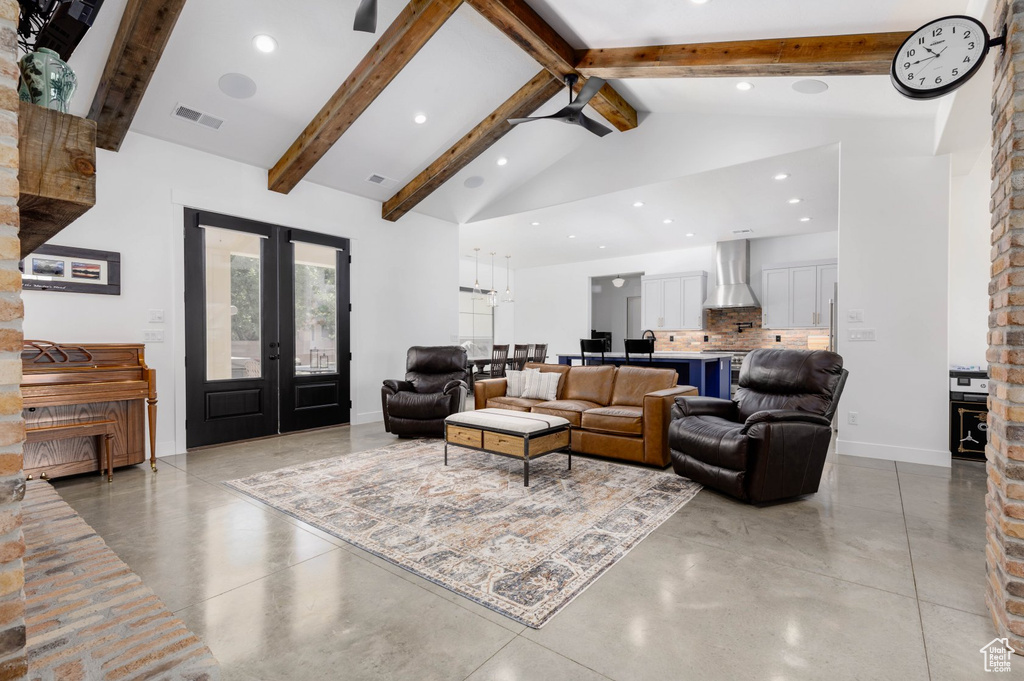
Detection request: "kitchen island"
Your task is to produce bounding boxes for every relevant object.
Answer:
[556,352,732,399]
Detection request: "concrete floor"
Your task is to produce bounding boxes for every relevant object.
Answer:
[51,424,1014,680]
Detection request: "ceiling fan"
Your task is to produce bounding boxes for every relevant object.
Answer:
[354,0,376,33]
[508,74,613,138]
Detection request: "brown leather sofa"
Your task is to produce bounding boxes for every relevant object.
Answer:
[475,362,696,466]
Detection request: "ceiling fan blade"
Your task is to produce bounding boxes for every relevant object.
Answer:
[353,0,377,33]
[508,112,569,126]
[577,113,613,138]
[566,77,606,112]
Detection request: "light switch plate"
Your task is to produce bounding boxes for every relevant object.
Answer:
[848,328,876,342]
[847,309,864,323]
[143,330,164,343]
[148,309,164,323]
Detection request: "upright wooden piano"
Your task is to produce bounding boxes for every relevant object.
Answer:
[21,341,157,481]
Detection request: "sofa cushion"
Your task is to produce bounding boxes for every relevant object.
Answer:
[532,399,601,427]
[487,396,546,412]
[610,366,678,407]
[581,406,643,436]
[668,415,748,472]
[524,362,570,400]
[563,365,616,405]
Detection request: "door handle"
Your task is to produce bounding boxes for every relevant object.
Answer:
[269,355,280,361]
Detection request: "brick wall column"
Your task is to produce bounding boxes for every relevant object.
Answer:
[989,0,1024,651]
[0,1,26,679]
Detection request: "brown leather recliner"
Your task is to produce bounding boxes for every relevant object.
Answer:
[382,346,468,438]
[669,349,848,503]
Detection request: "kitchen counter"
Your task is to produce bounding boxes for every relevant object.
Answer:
[556,353,731,399]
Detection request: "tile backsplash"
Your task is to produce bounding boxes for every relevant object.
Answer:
[654,307,826,351]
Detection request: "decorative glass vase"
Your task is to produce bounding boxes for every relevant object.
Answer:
[19,48,77,114]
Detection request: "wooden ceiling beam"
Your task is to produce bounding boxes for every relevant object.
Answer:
[88,0,188,152]
[575,32,913,79]
[382,70,562,222]
[269,0,463,195]
[464,0,637,131]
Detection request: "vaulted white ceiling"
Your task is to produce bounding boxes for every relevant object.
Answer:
[60,0,987,266]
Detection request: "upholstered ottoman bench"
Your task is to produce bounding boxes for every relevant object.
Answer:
[444,408,571,486]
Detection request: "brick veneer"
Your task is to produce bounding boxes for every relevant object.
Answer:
[0,1,25,679]
[653,307,826,352]
[988,0,1024,652]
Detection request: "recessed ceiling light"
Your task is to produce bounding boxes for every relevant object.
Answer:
[253,35,278,53]
[663,219,673,224]
[800,217,812,222]
[496,157,508,166]
[599,245,606,249]
[691,0,710,4]
[788,198,802,204]
[530,221,540,226]
[633,201,644,208]
[413,113,427,125]
[568,235,576,239]
[736,82,754,91]
[774,173,789,181]
[685,233,695,237]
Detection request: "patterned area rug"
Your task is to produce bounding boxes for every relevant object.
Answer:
[225,439,701,628]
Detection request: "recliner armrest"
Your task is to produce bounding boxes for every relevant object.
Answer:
[383,379,414,394]
[673,396,738,420]
[443,379,468,395]
[741,409,832,434]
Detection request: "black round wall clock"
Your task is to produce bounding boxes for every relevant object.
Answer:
[891,15,998,100]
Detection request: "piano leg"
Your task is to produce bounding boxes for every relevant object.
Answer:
[104,433,113,483]
[147,368,158,473]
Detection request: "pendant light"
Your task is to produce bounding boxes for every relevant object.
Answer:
[612,275,626,288]
[472,248,483,299]
[502,255,514,303]
[487,252,499,308]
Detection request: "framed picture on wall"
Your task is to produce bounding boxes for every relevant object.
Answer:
[20,245,121,295]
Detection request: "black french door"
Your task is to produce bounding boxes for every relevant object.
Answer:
[184,209,350,448]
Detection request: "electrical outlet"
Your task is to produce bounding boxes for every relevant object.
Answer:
[143,330,164,343]
[848,329,876,342]
[703,335,709,342]
[848,309,865,323]
[847,412,859,425]
[148,309,164,323]
[669,335,674,341]
[775,335,781,342]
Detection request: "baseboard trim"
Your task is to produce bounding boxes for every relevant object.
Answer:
[837,439,951,467]
[354,411,383,426]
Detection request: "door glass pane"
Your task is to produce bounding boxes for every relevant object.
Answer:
[294,242,338,376]
[204,226,263,381]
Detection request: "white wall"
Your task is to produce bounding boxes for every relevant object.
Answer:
[513,232,836,359]
[836,151,951,466]
[948,146,992,369]
[22,133,459,456]
[591,275,642,352]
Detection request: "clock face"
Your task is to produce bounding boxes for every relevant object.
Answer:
[891,15,990,99]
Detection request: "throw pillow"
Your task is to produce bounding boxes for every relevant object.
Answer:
[506,368,539,398]
[522,371,559,401]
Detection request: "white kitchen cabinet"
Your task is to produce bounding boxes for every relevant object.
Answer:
[761,260,837,329]
[641,272,707,330]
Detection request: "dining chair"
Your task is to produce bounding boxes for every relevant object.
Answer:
[624,338,655,365]
[580,338,606,366]
[508,344,530,372]
[486,344,510,378]
[529,343,548,364]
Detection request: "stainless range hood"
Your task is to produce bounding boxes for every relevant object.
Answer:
[703,239,761,309]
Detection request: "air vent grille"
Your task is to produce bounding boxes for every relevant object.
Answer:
[172,103,225,130]
[366,173,396,188]
[732,228,754,235]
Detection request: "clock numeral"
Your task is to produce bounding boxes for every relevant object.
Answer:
[904,62,911,69]
[965,30,972,39]
[969,42,976,50]
[906,73,914,81]
[964,56,972,63]
[933,27,943,37]
[920,78,926,85]
[935,76,943,85]
[952,68,959,77]
[907,48,916,58]
[919,37,926,44]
